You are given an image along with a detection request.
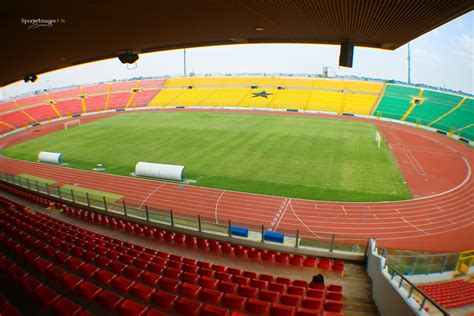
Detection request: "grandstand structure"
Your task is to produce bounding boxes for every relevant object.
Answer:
[0,76,473,315]
[1,77,473,142]
[2,0,473,315]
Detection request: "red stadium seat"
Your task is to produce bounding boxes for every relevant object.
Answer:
[60,273,83,290]
[222,293,246,310]
[270,304,294,316]
[174,297,202,315]
[218,281,238,294]
[258,289,279,303]
[200,304,229,316]
[178,283,201,298]
[280,294,301,306]
[141,271,160,286]
[118,299,148,316]
[76,281,102,300]
[151,290,177,309]
[246,298,270,314]
[111,277,135,293]
[200,288,223,304]
[52,297,82,316]
[131,283,154,300]
[95,290,124,310]
[238,285,258,298]
[199,277,218,289]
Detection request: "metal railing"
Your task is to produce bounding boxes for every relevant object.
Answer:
[0,172,368,259]
[380,249,460,276]
[383,260,450,315]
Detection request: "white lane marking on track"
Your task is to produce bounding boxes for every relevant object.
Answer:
[214,191,225,224]
[402,217,428,235]
[3,153,470,204]
[138,184,164,210]
[273,198,291,231]
[288,200,320,238]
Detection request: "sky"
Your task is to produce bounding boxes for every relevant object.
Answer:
[1,11,472,100]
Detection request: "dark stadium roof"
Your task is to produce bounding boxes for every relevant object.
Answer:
[2,0,472,86]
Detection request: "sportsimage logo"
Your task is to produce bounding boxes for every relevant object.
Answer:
[20,18,66,30]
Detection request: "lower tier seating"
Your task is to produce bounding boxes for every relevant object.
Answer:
[0,183,344,273]
[0,195,345,315]
[418,279,474,309]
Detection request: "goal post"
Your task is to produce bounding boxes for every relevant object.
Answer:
[64,119,81,130]
[375,130,381,148]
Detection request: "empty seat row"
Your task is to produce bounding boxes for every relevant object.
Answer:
[418,280,474,309]
[0,183,344,273]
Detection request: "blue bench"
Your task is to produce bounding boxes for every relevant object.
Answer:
[230,226,249,238]
[264,231,284,243]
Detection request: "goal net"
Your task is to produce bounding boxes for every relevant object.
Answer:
[64,119,81,130]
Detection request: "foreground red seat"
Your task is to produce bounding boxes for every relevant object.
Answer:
[200,304,228,316]
[35,286,60,306]
[111,277,135,293]
[94,269,116,285]
[131,283,154,300]
[76,281,102,300]
[271,303,294,316]
[246,298,270,314]
[95,290,124,310]
[178,283,201,298]
[174,297,202,315]
[118,299,148,316]
[52,297,82,315]
[200,288,223,303]
[222,293,246,309]
[151,290,177,309]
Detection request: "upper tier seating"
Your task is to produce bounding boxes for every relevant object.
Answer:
[84,95,107,112]
[162,77,383,93]
[0,194,345,315]
[148,87,379,114]
[0,111,36,128]
[0,101,17,114]
[374,84,421,120]
[0,122,14,135]
[107,92,133,110]
[23,104,59,122]
[405,90,463,126]
[15,94,48,110]
[418,279,474,309]
[375,84,473,140]
[55,99,84,117]
[430,97,473,140]
[1,78,471,141]
[48,87,82,101]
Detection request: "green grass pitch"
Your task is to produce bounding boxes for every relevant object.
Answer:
[2,112,411,202]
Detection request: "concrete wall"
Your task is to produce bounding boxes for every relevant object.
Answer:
[367,240,429,316]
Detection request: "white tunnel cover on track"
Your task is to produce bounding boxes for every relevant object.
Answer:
[135,162,185,181]
[38,151,62,164]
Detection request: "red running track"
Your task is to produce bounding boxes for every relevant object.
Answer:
[0,110,472,252]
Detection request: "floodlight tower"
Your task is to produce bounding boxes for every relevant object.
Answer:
[407,42,411,84]
[183,49,187,77]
